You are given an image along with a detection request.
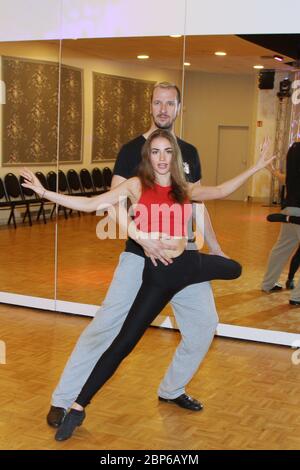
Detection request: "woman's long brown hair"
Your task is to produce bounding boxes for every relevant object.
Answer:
[137,129,188,203]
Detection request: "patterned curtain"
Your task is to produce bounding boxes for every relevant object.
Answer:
[92,72,154,162]
[2,56,82,166]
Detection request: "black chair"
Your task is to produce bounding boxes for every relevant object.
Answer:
[66,169,85,217]
[0,178,15,228]
[91,167,105,194]
[47,171,57,192]
[47,171,68,220]
[35,171,54,223]
[103,167,112,191]
[67,169,84,196]
[19,174,47,225]
[79,168,97,196]
[4,173,35,227]
[58,170,70,194]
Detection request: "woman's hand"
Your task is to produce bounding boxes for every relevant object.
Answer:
[20,167,45,197]
[255,137,276,170]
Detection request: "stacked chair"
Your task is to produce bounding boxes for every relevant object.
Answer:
[103,167,113,190]
[0,167,112,228]
[4,172,40,227]
[0,177,16,228]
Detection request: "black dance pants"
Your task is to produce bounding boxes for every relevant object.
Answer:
[76,251,242,407]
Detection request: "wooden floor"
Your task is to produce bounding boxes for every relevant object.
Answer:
[0,200,299,332]
[1,303,300,450]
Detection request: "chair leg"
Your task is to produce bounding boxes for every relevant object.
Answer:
[23,204,32,226]
[8,207,17,228]
[28,207,32,226]
[50,205,56,219]
[63,206,68,220]
[42,205,47,224]
[37,202,47,224]
[36,204,43,221]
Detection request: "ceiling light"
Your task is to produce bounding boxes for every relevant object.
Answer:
[254,65,264,69]
[170,35,182,38]
[184,62,191,66]
[273,55,284,62]
[215,51,227,56]
[137,55,149,60]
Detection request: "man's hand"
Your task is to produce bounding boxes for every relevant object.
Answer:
[137,237,177,266]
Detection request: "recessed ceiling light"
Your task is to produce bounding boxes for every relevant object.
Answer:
[184,62,191,66]
[137,55,149,60]
[170,35,182,38]
[273,55,284,62]
[253,65,264,69]
[215,51,227,56]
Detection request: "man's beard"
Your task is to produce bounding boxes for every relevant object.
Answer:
[153,117,174,130]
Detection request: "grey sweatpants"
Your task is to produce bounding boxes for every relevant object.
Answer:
[262,206,300,301]
[52,252,219,408]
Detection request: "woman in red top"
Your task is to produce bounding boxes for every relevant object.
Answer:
[21,129,274,441]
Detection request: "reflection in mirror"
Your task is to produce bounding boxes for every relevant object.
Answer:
[0,40,60,301]
[57,36,185,311]
[182,34,300,333]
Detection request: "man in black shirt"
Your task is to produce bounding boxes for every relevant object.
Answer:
[262,142,300,304]
[48,82,225,427]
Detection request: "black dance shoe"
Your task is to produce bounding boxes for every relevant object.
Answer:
[267,213,287,223]
[55,409,86,441]
[263,283,283,293]
[158,393,203,411]
[289,300,300,306]
[47,406,67,428]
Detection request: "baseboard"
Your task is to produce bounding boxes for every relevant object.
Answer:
[1,292,300,347]
[247,196,270,204]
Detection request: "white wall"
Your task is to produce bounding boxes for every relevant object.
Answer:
[1,0,300,41]
[183,70,255,188]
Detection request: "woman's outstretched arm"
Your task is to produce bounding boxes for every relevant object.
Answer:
[189,137,275,202]
[20,168,138,213]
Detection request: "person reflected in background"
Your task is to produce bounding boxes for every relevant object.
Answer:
[262,141,300,304]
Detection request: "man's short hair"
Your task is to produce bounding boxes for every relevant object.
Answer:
[151,81,181,104]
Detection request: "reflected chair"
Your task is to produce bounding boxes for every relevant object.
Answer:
[47,171,68,220]
[0,177,15,228]
[19,174,47,224]
[4,172,36,227]
[91,167,105,195]
[67,169,84,196]
[79,168,97,196]
[66,169,84,217]
[103,167,112,191]
[35,171,56,223]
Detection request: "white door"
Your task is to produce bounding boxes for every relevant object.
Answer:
[216,126,249,201]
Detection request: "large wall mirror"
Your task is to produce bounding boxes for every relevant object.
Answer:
[182,34,300,339]
[0,40,61,307]
[55,35,185,318]
[55,32,300,343]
